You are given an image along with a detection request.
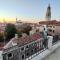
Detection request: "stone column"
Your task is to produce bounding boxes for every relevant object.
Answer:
[47,36,53,50]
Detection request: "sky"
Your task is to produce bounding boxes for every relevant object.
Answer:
[0,0,60,22]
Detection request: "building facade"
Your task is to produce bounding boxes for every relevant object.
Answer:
[2,33,45,60]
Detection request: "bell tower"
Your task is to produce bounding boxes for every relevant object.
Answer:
[46,4,51,21]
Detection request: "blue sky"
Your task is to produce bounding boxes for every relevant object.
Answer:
[0,0,60,21]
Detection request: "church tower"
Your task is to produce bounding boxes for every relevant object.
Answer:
[46,4,51,21]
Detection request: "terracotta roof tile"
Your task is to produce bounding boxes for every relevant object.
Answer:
[31,33,40,40]
[17,33,41,46]
[39,20,60,26]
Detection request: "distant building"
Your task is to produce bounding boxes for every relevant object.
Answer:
[39,20,60,37]
[15,18,23,26]
[46,4,51,21]
[0,23,7,33]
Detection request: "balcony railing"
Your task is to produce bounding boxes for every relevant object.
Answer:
[2,34,59,60]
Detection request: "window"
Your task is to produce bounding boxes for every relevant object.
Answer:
[8,53,12,58]
[3,55,6,60]
[53,30,55,32]
[48,29,52,32]
[32,43,35,46]
[26,45,29,48]
[21,47,24,51]
[49,26,52,27]
[31,50,33,53]
[44,28,45,30]
[22,55,24,59]
[30,44,33,47]
[34,43,37,46]
[53,26,55,28]
[34,48,37,52]
[26,53,29,56]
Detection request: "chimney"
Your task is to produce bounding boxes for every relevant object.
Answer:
[15,34,18,39]
[22,33,27,37]
[29,30,36,35]
[11,34,18,46]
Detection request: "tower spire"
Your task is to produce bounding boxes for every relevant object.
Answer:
[46,4,51,21]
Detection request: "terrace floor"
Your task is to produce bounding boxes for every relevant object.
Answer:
[44,46,60,60]
[29,41,60,60]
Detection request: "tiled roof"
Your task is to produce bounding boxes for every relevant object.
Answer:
[31,33,41,41]
[39,20,60,26]
[14,33,41,46]
[3,32,41,49]
[18,36,31,46]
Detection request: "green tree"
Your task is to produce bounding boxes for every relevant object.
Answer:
[5,23,17,41]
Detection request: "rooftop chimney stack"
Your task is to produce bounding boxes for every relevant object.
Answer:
[15,34,18,39]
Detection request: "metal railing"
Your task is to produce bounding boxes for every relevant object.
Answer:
[52,35,59,45]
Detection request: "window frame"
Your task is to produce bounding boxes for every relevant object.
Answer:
[7,53,13,59]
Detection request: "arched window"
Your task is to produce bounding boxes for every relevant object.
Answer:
[22,54,24,59]
[8,53,13,59]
